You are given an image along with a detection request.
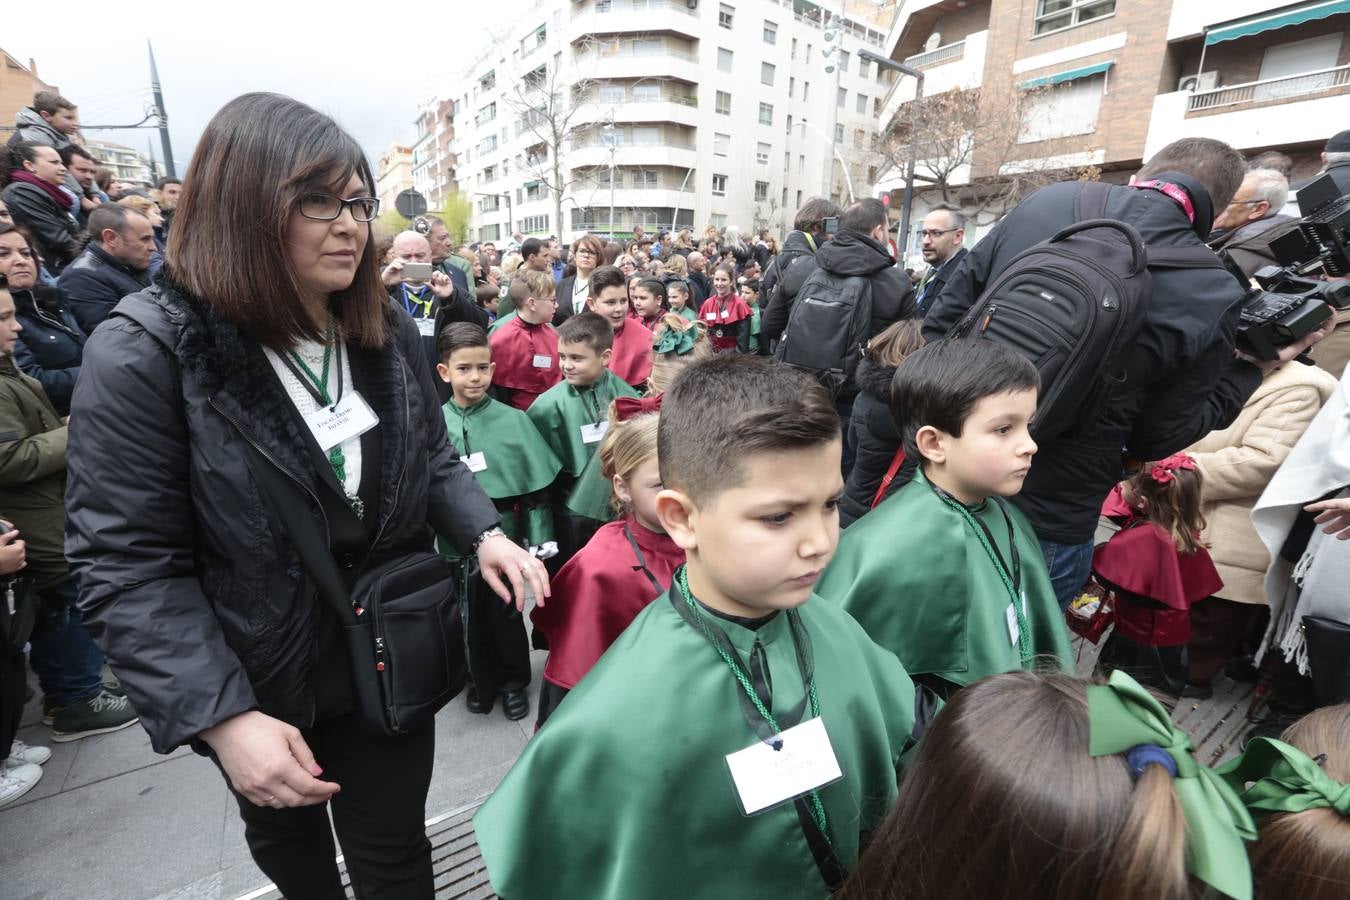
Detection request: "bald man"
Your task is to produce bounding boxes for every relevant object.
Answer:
[382,230,488,399]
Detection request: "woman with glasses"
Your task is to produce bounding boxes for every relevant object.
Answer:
[556,233,605,326]
[63,93,547,899]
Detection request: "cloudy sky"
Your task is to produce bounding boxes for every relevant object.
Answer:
[4,0,529,172]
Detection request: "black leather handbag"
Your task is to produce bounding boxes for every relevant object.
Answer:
[1302,614,1350,706]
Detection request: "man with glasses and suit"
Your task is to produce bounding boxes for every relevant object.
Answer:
[913,204,967,312]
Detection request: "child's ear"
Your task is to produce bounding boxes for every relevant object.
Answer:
[656,488,697,552]
[599,347,613,366]
[486,361,497,379]
[435,362,451,384]
[612,474,632,507]
[585,296,598,311]
[915,425,946,465]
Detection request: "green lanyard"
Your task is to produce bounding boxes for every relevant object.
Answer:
[673,568,829,840]
[281,316,362,517]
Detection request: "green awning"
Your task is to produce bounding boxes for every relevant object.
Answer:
[1018,61,1113,90]
[1205,0,1350,45]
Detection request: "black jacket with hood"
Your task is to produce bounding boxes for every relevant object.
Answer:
[760,229,819,343]
[923,174,1263,544]
[839,358,918,527]
[65,280,500,753]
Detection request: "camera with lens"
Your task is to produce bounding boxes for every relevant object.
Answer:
[1231,173,1350,360]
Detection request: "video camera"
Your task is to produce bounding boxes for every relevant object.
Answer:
[1231,173,1350,360]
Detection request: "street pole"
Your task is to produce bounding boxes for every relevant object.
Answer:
[504,191,513,239]
[860,50,923,261]
[147,40,175,178]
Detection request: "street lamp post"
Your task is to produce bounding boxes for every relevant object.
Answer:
[859,49,924,261]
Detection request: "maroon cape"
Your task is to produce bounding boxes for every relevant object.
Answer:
[531,518,684,690]
[609,319,653,388]
[697,294,752,353]
[1093,519,1223,646]
[489,316,562,410]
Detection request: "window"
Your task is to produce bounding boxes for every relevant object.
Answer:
[521,214,549,233]
[1018,74,1106,142]
[796,190,802,208]
[782,187,788,207]
[596,168,618,187]
[803,81,810,101]
[525,182,543,201]
[477,135,498,154]
[714,132,730,156]
[838,51,849,73]
[479,70,496,92]
[783,150,790,171]
[711,213,727,229]
[789,76,795,98]
[758,102,773,126]
[837,87,847,108]
[481,224,501,241]
[791,37,797,60]
[632,39,661,56]
[859,59,870,79]
[1034,0,1115,36]
[719,3,734,29]
[480,195,500,212]
[482,165,496,181]
[786,114,793,134]
[763,20,777,44]
[633,127,660,145]
[754,181,769,202]
[798,154,805,174]
[761,62,775,86]
[633,83,660,102]
[834,123,844,142]
[715,90,732,115]
[718,48,734,73]
[856,93,868,114]
[756,142,770,165]
[599,84,624,104]
[712,173,728,196]
[635,169,659,188]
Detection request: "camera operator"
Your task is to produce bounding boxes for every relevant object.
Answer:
[924,138,1333,607]
[759,196,842,345]
[1207,168,1296,279]
[1293,130,1350,196]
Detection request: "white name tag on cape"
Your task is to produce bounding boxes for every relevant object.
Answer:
[463,451,487,473]
[725,717,843,815]
[1006,591,1026,648]
[532,354,552,369]
[415,318,437,337]
[303,392,379,452]
[579,421,609,444]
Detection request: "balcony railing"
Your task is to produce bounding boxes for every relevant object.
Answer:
[575,44,697,62]
[1188,64,1350,112]
[585,0,697,16]
[905,40,965,70]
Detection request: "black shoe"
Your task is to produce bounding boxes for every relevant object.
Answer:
[501,687,530,721]
[1182,682,1213,700]
[465,685,494,715]
[1242,712,1304,750]
[1226,655,1260,683]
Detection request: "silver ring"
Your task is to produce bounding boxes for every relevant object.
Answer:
[265,794,277,804]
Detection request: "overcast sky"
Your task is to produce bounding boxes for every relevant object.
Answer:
[5,0,528,173]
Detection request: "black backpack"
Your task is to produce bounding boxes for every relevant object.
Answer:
[773,265,873,397]
[948,182,1220,441]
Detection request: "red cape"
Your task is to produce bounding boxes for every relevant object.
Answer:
[1093,520,1223,646]
[697,295,751,352]
[489,316,562,410]
[609,319,653,388]
[531,518,684,689]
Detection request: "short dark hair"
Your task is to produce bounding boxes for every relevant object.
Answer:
[521,237,543,260]
[3,142,51,183]
[1136,138,1246,211]
[474,283,498,306]
[34,91,75,115]
[666,279,689,297]
[436,321,488,362]
[587,264,626,299]
[59,144,93,165]
[166,92,387,349]
[659,354,839,505]
[637,278,667,303]
[88,203,146,240]
[840,198,888,235]
[927,203,966,231]
[891,338,1040,461]
[557,310,614,354]
[156,177,182,190]
[794,197,841,232]
[1248,151,1294,179]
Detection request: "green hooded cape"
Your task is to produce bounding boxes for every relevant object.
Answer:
[525,369,639,477]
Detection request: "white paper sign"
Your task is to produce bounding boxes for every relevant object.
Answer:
[531,354,553,369]
[1006,594,1023,648]
[725,717,843,816]
[463,451,488,473]
[303,392,379,452]
[415,318,437,337]
[580,421,609,444]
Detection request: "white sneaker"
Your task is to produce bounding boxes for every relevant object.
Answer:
[0,762,42,808]
[4,739,52,769]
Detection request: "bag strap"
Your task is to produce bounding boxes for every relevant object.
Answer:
[1073,181,1113,222]
[1145,245,1226,270]
[871,446,907,509]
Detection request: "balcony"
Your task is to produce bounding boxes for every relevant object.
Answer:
[567,142,698,172]
[573,44,701,83]
[1187,63,1350,112]
[568,0,700,41]
[878,30,989,128]
[571,98,699,129]
[906,40,966,70]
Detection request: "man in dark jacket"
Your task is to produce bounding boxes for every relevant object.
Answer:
[1292,129,1350,196]
[1207,168,1296,279]
[57,205,154,335]
[913,204,968,312]
[924,137,1332,607]
[760,196,840,344]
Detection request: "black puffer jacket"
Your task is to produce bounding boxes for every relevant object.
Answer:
[11,286,85,416]
[760,229,819,343]
[1,181,81,272]
[57,242,152,335]
[65,282,500,753]
[840,359,918,527]
[924,174,1262,544]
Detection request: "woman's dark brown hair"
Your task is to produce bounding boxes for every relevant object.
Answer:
[1248,705,1350,899]
[865,319,924,368]
[165,92,386,349]
[1124,464,1208,554]
[839,671,1198,900]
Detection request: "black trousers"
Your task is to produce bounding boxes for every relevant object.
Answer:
[221,713,435,900]
[465,573,532,697]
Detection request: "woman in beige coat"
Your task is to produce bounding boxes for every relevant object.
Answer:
[1184,359,1339,692]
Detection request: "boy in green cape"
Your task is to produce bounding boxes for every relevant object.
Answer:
[816,338,1073,699]
[437,323,562,720]
[476,355,935,899]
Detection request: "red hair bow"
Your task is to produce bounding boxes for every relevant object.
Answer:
[614,394,663,421]
[1149,452,1196,485]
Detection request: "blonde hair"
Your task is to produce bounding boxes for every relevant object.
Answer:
[118,194,162,225]
[664,254,688,277]
[509,268,556,306]
[599,406,660,516]
[648,313,710,394]
[501,251,524,275]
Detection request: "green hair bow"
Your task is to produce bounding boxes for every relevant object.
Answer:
[653,324,697,356]
[1087,670,1257,900]
[1217,736,1350,820]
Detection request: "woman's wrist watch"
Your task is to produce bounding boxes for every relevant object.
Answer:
[471,526,506,554]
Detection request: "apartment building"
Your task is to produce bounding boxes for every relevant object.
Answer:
[84,139,164,189]
[409,98,458,213]
[0,48,58,135]
[875,0,1350,249]
[376,143,414,214]
[438,0,897,244]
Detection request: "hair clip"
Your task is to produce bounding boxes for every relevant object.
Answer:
[1149,452,1197,485]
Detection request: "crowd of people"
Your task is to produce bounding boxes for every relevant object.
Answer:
[1,87,1350,899]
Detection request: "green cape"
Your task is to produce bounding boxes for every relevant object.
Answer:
[442,396,560,499]
[816,470,1073,686]
[525,370,639,477]
[564,448,616,522]
[474,589,917,898]
[488,309,516,334]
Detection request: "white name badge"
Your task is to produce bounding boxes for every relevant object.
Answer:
[303,392,379,452]
[706,313,718,321]
[531,354,552,369]
[726,717,843,816]
[1006,592,1025,648]
[415,318,437,337]
[579,421,609,444]
[463,451,487,473]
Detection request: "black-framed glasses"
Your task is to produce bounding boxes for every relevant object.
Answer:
[919,227,960,240]
[299,193,380,222]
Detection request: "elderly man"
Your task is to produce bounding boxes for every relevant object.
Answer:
[424,215,472,296]
[1207,168,1296,278]
[913,204,967,311]
[686,250,710,303]
[1294,130,1350,196]
[58,204,154,334]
